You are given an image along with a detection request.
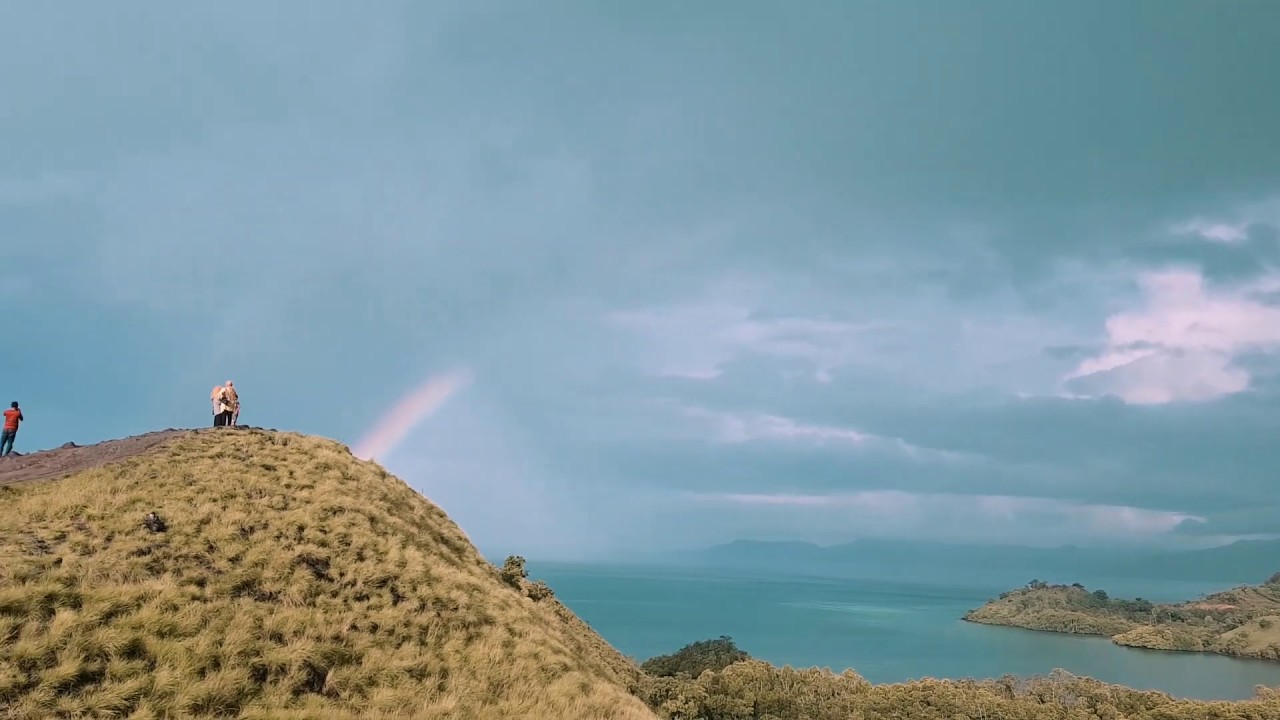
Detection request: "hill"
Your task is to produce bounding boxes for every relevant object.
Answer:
[1126,540,1280,582]
[4,428,1280,720]
[964,577,1280,661]
[0,428,654,719]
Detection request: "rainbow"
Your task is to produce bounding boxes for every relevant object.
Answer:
[352,368,473,461]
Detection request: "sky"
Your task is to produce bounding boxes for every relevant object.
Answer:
[4,1,1280,560]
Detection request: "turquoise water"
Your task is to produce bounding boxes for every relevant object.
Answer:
[532,562,1280,700]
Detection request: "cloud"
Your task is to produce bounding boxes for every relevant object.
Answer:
[680,405,871,445]
[1064,268,1280,404]
[604,250,1161,408]
[1172,219,1250,245]
[1173,505,1280,539]
[7,1,1280,560]
[1169,197,1280,247]
[607,296,890,383]
[674,404,977,467]
[684,490,1202,547]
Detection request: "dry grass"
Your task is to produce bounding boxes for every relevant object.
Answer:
[1211,615,1280,658]
[0,429,656,719]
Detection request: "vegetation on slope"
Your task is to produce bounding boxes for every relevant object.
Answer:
[634,637,1280,720]
[964,577,1280,661]
[6,428,1280,719]
[0,429,654,720]
[639,636,750,679]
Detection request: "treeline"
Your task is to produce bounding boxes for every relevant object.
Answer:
[1015,580,1155,617]
[635,637,1280,720]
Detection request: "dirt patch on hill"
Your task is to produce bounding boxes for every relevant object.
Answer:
[1186,603,1237,611]
[0,429,196,488]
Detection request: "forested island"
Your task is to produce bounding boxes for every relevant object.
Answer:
[964,574,1280,661]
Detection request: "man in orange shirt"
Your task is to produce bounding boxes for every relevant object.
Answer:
[2,401,23,457]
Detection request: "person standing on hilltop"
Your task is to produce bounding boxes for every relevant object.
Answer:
[211,385,226,427]
[2,401,24,456]
[224,380,240,426]
[211,385,233,427]
[209,381,240,428]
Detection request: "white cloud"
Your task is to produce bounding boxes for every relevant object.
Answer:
[681,406,872,445]
[604,258,1117,400]
[676,405,976,465]
[1065,268,1280,404]
[1170,197,1280,245]
[1172,219,1249,244]
[716,490,918,512]
[688,490,1202,545]
[607,298,889,382]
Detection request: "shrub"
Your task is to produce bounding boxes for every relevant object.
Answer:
[526,580,555,602]
[640,636,751,678]
[499,555,527,588]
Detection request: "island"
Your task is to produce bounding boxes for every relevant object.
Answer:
[964,576,1280,660]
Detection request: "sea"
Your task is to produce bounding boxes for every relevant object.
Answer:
[529,561,1280,701]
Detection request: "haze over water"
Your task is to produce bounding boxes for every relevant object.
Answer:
[536,562,1280,701]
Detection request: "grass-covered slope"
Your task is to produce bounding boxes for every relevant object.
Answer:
[7,429,1280,720]
[964,578,1280,661]
[635,636,1280,720]
[0,428,654,720]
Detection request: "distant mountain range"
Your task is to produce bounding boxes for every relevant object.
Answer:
[645,538,1280,590]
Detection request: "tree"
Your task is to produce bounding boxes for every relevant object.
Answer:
[641,636,751,678]
[499,555,527,588]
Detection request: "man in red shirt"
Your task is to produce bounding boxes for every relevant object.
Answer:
[2,401,23,457]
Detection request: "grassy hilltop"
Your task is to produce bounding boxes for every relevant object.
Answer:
[3,428,1280,719]
[965,578,1280,660]
[0,429,653,719]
